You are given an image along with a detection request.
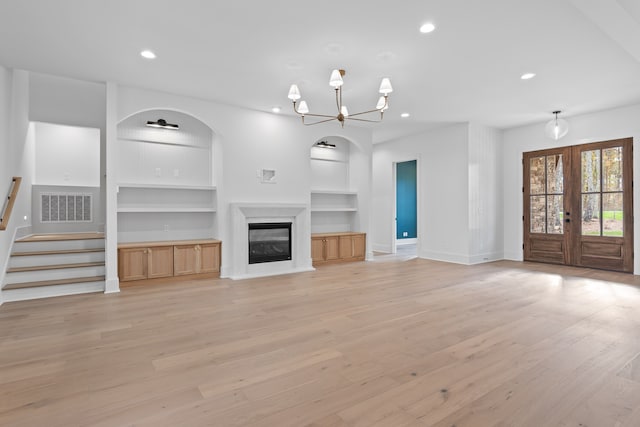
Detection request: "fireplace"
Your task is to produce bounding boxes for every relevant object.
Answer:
[248,222,292,264]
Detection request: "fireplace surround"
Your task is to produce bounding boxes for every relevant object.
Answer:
[228,203,312,279]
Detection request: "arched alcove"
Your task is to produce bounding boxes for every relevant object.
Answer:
[115,109,218,243]
[309,135,368,264]
[309,135,360,233]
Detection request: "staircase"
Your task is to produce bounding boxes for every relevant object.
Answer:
[2,233,105,302]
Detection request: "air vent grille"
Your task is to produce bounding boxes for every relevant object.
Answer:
[41,193,92,223]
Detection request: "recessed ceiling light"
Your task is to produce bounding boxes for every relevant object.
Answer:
[419,23,436,33]
[521,73,536,80]
[140,50,156,59]
[271,106,281,113]
[401,113,410,118]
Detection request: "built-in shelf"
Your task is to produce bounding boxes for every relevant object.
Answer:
[311,207,357,212]
[117,184,217,217]
[118,183,216,191]
[310,189,357,195]
[117,207,216,213]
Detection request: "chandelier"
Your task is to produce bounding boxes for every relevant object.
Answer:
[287,69,392,127]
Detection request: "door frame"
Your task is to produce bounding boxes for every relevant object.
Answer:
[392,157,420,254]
[523,137,633,272]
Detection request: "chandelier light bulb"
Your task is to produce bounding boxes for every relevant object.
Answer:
[329,69,344,88]
[298,100,309,114]
[288,84,301,100]
[379,78,393,95]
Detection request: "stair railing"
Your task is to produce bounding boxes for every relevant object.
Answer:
[0,177,22,231]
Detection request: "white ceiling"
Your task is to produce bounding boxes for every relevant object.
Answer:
[1,0,639,143]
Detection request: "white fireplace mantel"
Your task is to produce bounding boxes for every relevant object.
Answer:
[226,202,313,280]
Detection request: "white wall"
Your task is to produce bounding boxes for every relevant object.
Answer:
[0,69,33,304]
[114,85,374,279]
[502,103,640,273]
[0,66,11,305]
[372,124,472,262]
[29,72,106,227]
[468,123,503,263]
[34,122,100,186]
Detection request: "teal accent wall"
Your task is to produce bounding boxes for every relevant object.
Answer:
[396,160,417,239]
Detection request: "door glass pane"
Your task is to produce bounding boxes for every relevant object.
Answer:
[531,196,546,233]
[546,155,563,194]
[547,195,563,234]
[530,157,545,195]
[603,193,623,237]
[582,194,601,236]
[582,150,601,192]
[603,147,623,192]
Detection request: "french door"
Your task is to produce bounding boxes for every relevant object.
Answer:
[523,138,633,272]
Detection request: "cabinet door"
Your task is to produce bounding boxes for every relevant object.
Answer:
[199,243,220,273]
[118,248,148,281]
[147,246,174,279]
[174,245,198,276]
[311,237,325,263]
[339,235,354,259]
[352,234,365,259]
[325,236,340,261]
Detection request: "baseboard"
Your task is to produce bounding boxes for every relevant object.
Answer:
[104,277,120,294]
[503,251,524,261]
[396,238,417,246]
[15,225,32,240]
[419,250,471,265]
[467,252,504,265]
[373,243,392,253]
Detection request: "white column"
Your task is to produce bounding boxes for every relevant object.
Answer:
[104,82,119,293]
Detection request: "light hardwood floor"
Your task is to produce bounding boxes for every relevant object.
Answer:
[2,256,640,426]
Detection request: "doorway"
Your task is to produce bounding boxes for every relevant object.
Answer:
[395,160,417,255]
[523,138,633,272]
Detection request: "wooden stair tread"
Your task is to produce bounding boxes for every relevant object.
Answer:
[3,275,105,291]
[16,233,104,242]
[11,248,105,257]
[7,262,105,273]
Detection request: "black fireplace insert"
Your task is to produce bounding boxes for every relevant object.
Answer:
[248,222,292,264]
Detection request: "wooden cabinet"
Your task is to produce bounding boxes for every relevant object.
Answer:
[118,239,221,284]
[311,232,365,266]
[174,243,220,276]
[119,245,173,282]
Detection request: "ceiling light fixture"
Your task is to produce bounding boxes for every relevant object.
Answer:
[146,119,179,130]
[521,73,536,80]
[401,112,410,118]
[544,110,569,140]
[315,140,336,149]
[271,106,281,113]
[419,23,436,33]
[288,68,392,127]
[140,50,156,59]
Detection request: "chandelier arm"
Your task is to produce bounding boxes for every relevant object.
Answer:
[348,108,386,117]
[303,117,340,126]
[344,116,383,123]
[300,112,338,119]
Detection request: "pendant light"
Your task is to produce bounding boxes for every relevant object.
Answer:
[544,110,569,140]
